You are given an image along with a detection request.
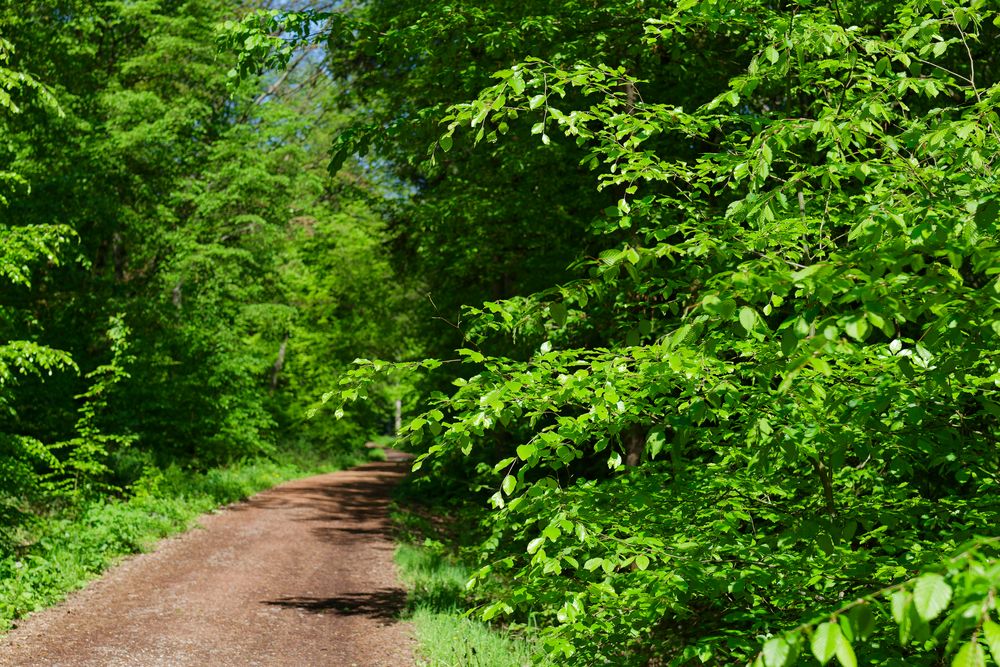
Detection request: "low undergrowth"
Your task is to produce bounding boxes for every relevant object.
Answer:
[392,476,549,667]
[393,519,542,667]
[0,450,367,630]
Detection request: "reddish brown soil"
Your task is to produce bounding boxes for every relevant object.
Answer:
[0,457,414,666]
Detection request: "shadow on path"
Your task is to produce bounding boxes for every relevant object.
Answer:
[0,455,417,666]
[230,460,411,546]
[263,588,406,622]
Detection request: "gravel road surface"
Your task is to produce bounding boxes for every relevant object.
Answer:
[0,458,414,667]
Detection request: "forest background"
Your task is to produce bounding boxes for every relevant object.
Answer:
[3,1,1000,666]
[0,0,412,632]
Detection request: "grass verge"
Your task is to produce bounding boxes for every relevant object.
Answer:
[394,542,539,667]
[0,450,371,631]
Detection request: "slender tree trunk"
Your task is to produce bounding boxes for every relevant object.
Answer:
[172,281,183,309]
[269,333,288,393]
[624,424,646,467]
[812,455,836,518]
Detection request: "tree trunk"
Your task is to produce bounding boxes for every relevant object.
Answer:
[172,281,183,309]
[269,333,289,393]
[624,424,646,467]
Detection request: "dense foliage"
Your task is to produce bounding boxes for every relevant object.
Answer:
[3,0,999,664]
[0,0,409,618]
[227,0,1000,665]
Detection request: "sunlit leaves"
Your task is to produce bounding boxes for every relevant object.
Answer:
[983,621,1000,665]
[912,574,952,622]
[835,637,857,667]
[258,0,1000,664]
[516,444,536,460]
[762,636,794,667]
[952,641,986,667]
[811,622,842,665]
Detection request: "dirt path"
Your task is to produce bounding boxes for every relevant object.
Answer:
[0,457,414,667]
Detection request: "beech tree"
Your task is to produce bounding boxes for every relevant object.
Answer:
[230,0,1000,663]
[0,0,405,570]
[0,35,76,533]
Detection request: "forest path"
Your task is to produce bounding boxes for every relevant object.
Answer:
[0,456,414,667]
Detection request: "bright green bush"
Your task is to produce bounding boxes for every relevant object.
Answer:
[224,0,1000,664]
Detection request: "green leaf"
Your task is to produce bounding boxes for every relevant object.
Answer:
[952,640,986,667]
[529,94,546,110]
[816,530,835,555]
[762,636,791,667]
[646,427,666,459]
[850,603,875,640]
[982,621,1000,664]
[975,198,1000,228]
[439,134,453,152]
[634,554,650,570]
[702,295,736,319]
[844,317,869,342]
[811,622,841,665]
[912,574,952,621]
[791,264,824,282]
[526,537,545,554]
[739,307,757,333]
[838,615,855,643]
[460,348,485,363]
[835,634,857,667]
[780,328,797,357]
[492,457,515,473]
[510,73,526,95]
[516,443,536,460]
[550,302,568,327]
[899,598,930,645]
[501,475,517,495]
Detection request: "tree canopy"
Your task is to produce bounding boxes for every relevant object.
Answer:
[0,0,410,618]
[226,0,1000,665]
[1,0,998,664]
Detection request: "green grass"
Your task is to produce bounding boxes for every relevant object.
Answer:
[394,543,539,667]
[370,433,398,448]
[366,445,389,461]
[0,451,365,631]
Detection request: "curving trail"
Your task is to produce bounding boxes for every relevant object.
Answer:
[0,457,414,667]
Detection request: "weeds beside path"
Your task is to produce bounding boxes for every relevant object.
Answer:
[394,543,537,667]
